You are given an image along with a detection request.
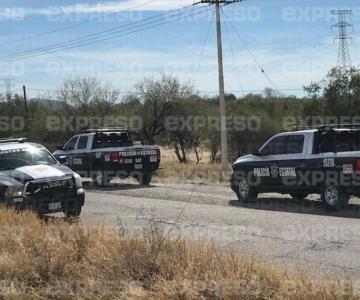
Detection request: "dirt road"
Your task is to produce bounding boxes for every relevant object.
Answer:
[80,180,360,284]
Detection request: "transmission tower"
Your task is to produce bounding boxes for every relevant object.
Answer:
[194,0,243,172]
[332,10,353,71]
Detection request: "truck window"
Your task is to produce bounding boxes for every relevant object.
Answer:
[77,136,88,150]
[315,130,335,154]
[93,132,133,149]
[286,135,304,154]
[261,136,287,155]
[261,135,304,156]
[64,137,78,151]
[335,130,360,152]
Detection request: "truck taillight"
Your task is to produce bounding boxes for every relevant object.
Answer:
[111,152,119,163]
[157,149,161,162]
[355,159,360,173]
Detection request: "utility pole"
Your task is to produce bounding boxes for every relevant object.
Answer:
[194,0,242,172]
[23,85,28,113]
[332,10,353,72]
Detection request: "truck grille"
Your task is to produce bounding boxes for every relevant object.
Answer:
[25,177,75,197]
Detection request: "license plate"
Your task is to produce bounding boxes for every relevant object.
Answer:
[134,164,143,170]
[49,202,61,211]
[149,156,158,162]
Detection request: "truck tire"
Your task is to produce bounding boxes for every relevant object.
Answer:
[290,193,308,201]
[236,178,258,202]
[321,184,349,211]
[137,172,153,186]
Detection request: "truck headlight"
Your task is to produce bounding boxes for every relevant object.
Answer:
[5,186,24,197]
[74,173,83,189]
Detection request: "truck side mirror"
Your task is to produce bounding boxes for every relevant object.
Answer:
[252,149,262,156]
[58,155,68,165]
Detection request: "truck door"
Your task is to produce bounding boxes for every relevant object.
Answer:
[71,135,90,173]
[259,134,306,190]
[60,136,79,167]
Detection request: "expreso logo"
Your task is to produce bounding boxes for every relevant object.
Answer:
[0,116,24,131]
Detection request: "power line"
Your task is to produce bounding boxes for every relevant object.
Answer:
[192,9,215,86]
[1,4,195,59]
[0,5,209,63]
[3,0,159,46]
[222,9,280,94]
[221,6,245,97]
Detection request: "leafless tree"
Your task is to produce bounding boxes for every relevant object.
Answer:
[134,74,194,145]
[58,77,120,116]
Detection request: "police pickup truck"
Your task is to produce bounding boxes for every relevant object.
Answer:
[231,125,360,210]
[53,128,161,187]
[0,138,85,216]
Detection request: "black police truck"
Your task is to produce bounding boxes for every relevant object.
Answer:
[0,138,85,216]
[231,125,360,210]
[53,128,161,187]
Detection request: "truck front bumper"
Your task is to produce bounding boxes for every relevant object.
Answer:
[5,188,85,215]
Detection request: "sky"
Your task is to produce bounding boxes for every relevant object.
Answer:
[0,0,359,99]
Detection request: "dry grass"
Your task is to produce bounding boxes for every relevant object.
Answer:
[0,209,356,299]
[156,148,230,184]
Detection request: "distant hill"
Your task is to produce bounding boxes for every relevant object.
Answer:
[28,98,67,110]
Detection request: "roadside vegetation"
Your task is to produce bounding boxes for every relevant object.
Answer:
[1,67,359,167]
[0,208,356,299]
[155,148,229,184]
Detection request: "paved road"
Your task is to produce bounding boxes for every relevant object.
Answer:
[79,180,360,284]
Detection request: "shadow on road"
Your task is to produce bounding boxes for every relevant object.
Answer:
[229,197,360,219]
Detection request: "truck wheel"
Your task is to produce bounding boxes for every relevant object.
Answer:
[137,172,153,186]
[95,170,105,187]
[64,207,82,218]
[290,193,308,201]
[236,178,258,202]
[321,184,349,211]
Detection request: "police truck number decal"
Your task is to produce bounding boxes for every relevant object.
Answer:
[323,158,335,168]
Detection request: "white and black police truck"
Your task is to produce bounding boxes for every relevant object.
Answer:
[53,128,161,187]
[231,125,360,210]
[0,138,85,216]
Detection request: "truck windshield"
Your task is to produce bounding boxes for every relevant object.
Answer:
[93,132,133,149]
[0,147,57,171]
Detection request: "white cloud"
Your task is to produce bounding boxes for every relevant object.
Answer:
[1,0,194,19]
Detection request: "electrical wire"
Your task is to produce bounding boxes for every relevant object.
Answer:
[0,5,209,63]
[221,6,245,97]
[4,0,159,46]
[222,9,281,94]
[192,8,215,86]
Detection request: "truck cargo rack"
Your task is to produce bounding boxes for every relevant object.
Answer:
[84,128,127,133]
[0,138,27,144]
[291,124,360,132]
